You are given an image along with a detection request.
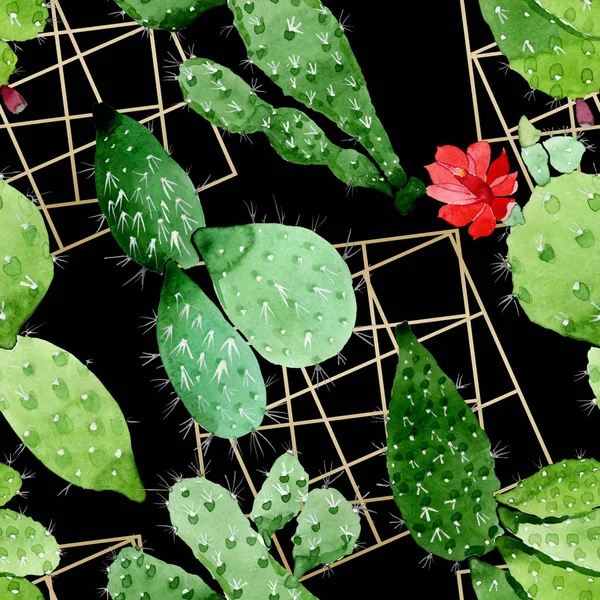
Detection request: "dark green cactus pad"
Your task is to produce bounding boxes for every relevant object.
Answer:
[157,261,266,438]
[107,547,224,600]
[0,576,44,600]
[497,458,600,518]
[469,558,528,600]
[507,172,600,346]
[193,224,356,368]
[0,179,54,351]
[0,336,146,503]
[251,451,308,546]
[93,103,206,272]
[168,476,318,600]
[0,509,60,577]
[114,0,225,31]
[529,0,600,38]
[292,487,361,578]
[179,58,392,196]
[0,463,21,507]
[0,41,17,86]
[588,347,600,401]
[386,322,502,560]
[0,0,48,42]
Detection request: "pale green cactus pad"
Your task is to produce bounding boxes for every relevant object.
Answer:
[157,261,266,438]
[0,0,48,41]
[0,509,60,577]
[386,322,502,560]
[107,547,224,600]
[0,576,44,600]
[588,347,600,402]
[528,0,600,38]
[168,476,318,600]
[0,179,54,351]
[251,452,308,546]
[469,558,527,600]
[497,458,600,518]
[0,463,21,507]
[0,336,146,503]
[93,103,206,272]
[194,224,356,368]
[291,487,360,578]
[0,41,17,86]
[179,58,392,196]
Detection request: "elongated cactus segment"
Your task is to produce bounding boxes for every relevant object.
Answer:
[0,336,145,502]
[93,103,206,272]
[168,477,318,600]
[0,41,16,86]
[386,322,502,560]
[526,0,600,39]
[157,261,266,438]
[179,58,392,196]
[469,558,527,600]
[193,224,356,368]
[0,463,21,507]
[588,347,600,402]
[0,576,44,600]
[0,179,54,350]
[291,488,360,578]
[251,451,308,546]
[521,144,550,186]
[497,458,600,518]
[107,547,224,600]
[0,0,48,41]
[0,509,60,577]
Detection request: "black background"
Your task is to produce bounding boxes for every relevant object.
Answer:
[0,1,598,598]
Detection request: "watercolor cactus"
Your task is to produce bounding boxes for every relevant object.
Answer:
[0,576,44,600]
[387,322,502,560]
[0,462,21,507]
[0,179,54,351]
[588,347,600,404]
[0,336,145,502]
[0,41,16,87]
[469,558,527,599]
[534,0,600,37]
[0,0,48,41]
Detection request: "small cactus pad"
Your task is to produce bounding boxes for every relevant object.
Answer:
[386,322,502,560]
[168,476,318,600]
[0,179,54,350]
[114,0,225,30]
[179,58,392,196]
[497,458,600,518]
[157,261,266,438]
[0,1,48,41]
[469,558,528,600]
[291,487,361,578]
[497,535,600,599]
[542,136,586,173]
[531,0,600,38]
[0,509,59,577]
[0,336,146,502]
[0,41,17,86]
[0,463,21,507]
[0,576,44,600]
[518,116,541,149]
[228,0,409,190]
[500,505,600,572]
[478,0,600,98]
[507,171,600,346]
[193,224,356,368]
[107,547,224,600]
[521,143,550,187]
[587,347,600,402]
[93,103,205,272]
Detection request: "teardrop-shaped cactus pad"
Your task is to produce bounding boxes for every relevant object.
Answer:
[469,558,527,600]
[157,261,266,438]
[0,0,48,41]
[0,41,17,86]
[497,458,600,519]
[107,547,224,600]
[0,336,145,502]
[0,462,21,507]
[387,322,502,560]
[251,451,309,546]
[0,576,44,600]
[292,487,360,579]
[193,224,356,367]
[93,103,205,272]
[0,179,54,350]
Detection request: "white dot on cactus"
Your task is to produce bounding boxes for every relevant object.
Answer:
[239,246,245,252]
[75,469,81,477]
[105,159,110,163]
[111,470,117,476]
[222,272,227,278]
[268,254,274,261]
[256,275,263,281]
[258,228,263,233]
[3,256,10,263]
[574,282,581,290]
[167,8,172,12]
[562,319,569,326]
[280,329,286,335]
[89,446,95,453]
[124,130,130,135]
[111,144,116,149]
[53,414,60,422]
[377,137,382,142]
[241,309,247,315]
[90,422,98,431]
[103,137,109,142]
[57,449,64,456]
[190,5,195,10]
[524,11,529,16]
[24,430,30,437]
[265,346,272,352]
[115,449,122,459]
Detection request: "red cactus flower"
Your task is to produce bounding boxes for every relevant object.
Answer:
[425,142,519,240]
[0,85,27,115]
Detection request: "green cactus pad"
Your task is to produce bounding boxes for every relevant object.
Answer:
[179,58,392,196]
[193,224,356,368]
[228,0,409,190]
[528,0,600,38]
[518,116,542,148]
[0,576,44,600]
[157,261,266,438]
[292,487,360,578]
[507,171,600,346]
[386,322,502,560]
[0,41,17,86]
[107,547,224,600]
[521,144,550,187]
[588,347,600,402]
[93,103,206,272]
[251,451,308,546]
[0,463,21,507]
[0,179,54,351]
[497,535,600,599]
[114,0,225,30]
[497,458,600,518]
[0,336,145,503]
[168,476,318,600]
[469,558,528,600]
[0,1,48,41]
[542,136,586,173]
[0,509,59,577]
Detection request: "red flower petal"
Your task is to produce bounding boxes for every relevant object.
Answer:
[426,184,477,205]
[486,149,509,184]
[425,162,457,185]
[438,202,485,227]
[490,172,518,197]
[435,145,469,170]
[491,198,515,221]
[456,172,494,203]
[466,141,491,179]
[468,204,497,240]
